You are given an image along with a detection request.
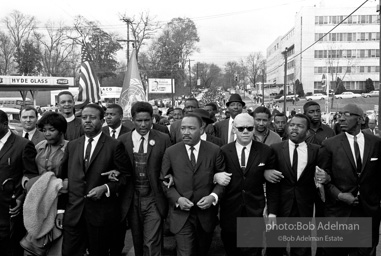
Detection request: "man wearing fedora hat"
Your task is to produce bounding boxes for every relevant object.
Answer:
[318,104,381,256]
[193,109,224,147]
[214,94,245,145]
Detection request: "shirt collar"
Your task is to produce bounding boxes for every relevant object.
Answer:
[0,130,12,144]
[85,131,102,144]
[185,140,201,152]
[132,130,150,141]
[200,133,207,141]
[109,124,122,133]
[23,128,36,137]
[235,140,252,151]
[65,115,75,123]
[289,139,307,148]
[345,131,364,140]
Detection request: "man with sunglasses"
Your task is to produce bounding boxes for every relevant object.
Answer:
[218,113,275,255]
[318,104,381,256]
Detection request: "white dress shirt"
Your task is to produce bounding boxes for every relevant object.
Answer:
[228,117,236,142]
[289,140,308,180]
[23,128,36,140]
[235,141,252,167]
[345,132,364,165]
[108,124,122,139]
[132,130,150,153]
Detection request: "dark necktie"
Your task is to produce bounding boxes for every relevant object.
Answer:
[292,144,299,175]
[85,138,94,169]
[111,130,116,139]
[190,146,196,168]
[138,137,145,153]
[241,147,246,171]
[354,135,362,174]
[24,132,29,140]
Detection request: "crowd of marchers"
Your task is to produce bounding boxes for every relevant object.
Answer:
[0,91,380,256]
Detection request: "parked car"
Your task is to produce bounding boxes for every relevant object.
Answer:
[273,95,299,103]
[0,107,23,134]
[306,93,328,101]
[362,91,379,98]
[334,92,362,99]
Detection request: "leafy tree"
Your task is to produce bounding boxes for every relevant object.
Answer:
[365,78,375,93]
[193,62,222,88]
[69,16,122,83]
[35,21,79,76]
[2,10,36,60]
[335,77,346,94]
[14,39,42,75]
[295,79,305,97]
[0,31,15,74]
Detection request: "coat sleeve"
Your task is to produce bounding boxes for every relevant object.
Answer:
[211,148,226,199]
[161,149,182,205]
[265,146,279,215]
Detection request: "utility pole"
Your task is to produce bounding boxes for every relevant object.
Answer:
[188,59,194,95]
[282,47,288,114]
[118,17,134,67]
[377,0,381,131]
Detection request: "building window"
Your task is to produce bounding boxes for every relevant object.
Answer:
[360,66,364,73]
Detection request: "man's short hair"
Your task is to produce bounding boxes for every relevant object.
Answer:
[274,112,288,121]
[303,101,320,114]
[185,98,199,108]
[20,106,38,117]
[83,104,105,120]
[174,107,183,113]
[37,112,67,134]
[131,102,153,118]
[292,113,311,130]
[0,110,8,125]
[184,113,203,127]
[107,104,123,116]
[205,102,218,111]
[253,106,272,119]
[57,91,74,101]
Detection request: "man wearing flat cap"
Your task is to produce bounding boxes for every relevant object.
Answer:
[318,104,381,256]
[214,94,245,145]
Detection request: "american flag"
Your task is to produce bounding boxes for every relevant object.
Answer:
[77,43,101,106]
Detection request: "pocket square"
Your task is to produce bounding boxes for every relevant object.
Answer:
[258,163,265,167]
[371,158,378,161]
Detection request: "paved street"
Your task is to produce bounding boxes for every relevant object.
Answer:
[123,225,381,256]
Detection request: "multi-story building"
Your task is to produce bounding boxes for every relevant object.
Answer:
[266,2,380,95]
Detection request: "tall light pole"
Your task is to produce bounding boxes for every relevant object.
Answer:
[378,2,381,129]
[282,47,289,114]
[119,17,133,67]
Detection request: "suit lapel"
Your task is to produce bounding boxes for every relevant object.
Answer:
[87,133,105,170]
[245,143,257,174]
[283,141,296,180]
[360,134,372,175]
[0,133,15,160]
[146,131,155,160]
[222,120,230,143]
[126,133,134,166]
[298,143,314,181]
[194,141,205,173]
[341,134,357,175]
[78,137,85,171]
[227,143,243,175]
[181,142,194,171]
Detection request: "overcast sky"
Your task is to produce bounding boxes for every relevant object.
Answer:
[1,0,377,67]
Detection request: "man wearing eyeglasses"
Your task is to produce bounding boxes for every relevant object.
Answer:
[318,104,381,256]
[217,113,275,256]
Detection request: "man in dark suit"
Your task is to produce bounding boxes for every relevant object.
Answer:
[318,104,381,256]
[362,118,379,137]
[0,110,39,255]
[218,113,275,256]
[102,103,130,139]
[161,113,225,256]
[214,94,245,145]
[20,106,45,145]
[266,114,320,256]
[59,104,131,256]
[115,102,171,256]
